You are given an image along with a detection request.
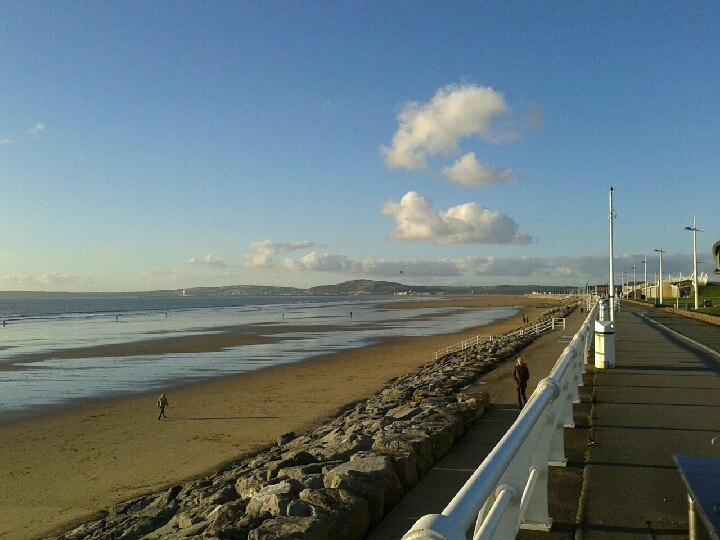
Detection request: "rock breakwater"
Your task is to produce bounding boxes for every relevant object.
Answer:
[58,304,574,540]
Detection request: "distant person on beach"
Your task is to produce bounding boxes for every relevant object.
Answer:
[513,357,530,408]
[157,392,169,420]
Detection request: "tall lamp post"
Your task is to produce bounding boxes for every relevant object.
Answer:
[641,256,647,300]
[654,245,665,304]
[684,216,702,310]
[608,187,616,321]
[631,265,637,299]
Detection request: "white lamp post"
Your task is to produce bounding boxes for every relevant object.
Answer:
[655,245,665,304]
[631,265,637,299]
[641,256,647,300]
[684,216,701,310]
[608,187,616,321]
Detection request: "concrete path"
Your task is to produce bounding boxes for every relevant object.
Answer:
[367,304,720,540]
[571,305,720,539]
[367,307,588,540]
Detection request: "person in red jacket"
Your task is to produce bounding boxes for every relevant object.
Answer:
[513,357,530,408]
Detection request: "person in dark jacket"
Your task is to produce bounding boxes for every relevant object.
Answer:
[513,357,530,408]
[157,392,169,420]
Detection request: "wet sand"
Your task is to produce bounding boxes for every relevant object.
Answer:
[0,295,563,539]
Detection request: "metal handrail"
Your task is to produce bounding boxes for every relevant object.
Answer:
[404,302,598,540]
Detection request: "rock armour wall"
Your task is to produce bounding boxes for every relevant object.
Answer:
[58,304,574,540]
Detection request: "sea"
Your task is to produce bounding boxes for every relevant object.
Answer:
[0,295,518,421]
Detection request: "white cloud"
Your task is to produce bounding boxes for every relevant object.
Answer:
[442,152,514,187]
[186,254,227,268]
[246,241,322,268]
[280,252,464,277]
[26,123,46,136]
[0,138,14,145]
[0,272,94,289]
[380,84,509,171]
[283,252,357,272]
[361,259,462,277]
[382,191,532,245]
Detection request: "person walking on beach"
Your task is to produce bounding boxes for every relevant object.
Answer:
[157,392,169,420]
[513,357,530,408]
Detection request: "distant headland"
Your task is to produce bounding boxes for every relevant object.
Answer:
[0,279,577,298]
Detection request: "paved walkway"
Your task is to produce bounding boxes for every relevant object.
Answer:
[367,307,588,539]
[367,304,720,540]
[569,305,720,539]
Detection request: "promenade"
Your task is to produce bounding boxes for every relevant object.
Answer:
[367,303,720,539]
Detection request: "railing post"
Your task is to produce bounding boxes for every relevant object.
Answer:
[475,485,520,539]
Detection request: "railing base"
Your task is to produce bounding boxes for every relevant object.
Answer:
[520,518,553,531]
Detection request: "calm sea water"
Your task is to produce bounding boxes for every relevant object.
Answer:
[0,295,518,421]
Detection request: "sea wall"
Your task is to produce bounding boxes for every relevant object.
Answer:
[58,304,574,540]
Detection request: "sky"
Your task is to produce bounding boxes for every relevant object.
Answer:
[1,1,719,292]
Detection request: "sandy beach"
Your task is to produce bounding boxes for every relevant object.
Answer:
[0,295,563,539]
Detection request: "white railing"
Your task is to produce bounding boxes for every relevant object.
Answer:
[434,335,495,360]
[504,318,566,341]
[404,303,598,540]
[433,318,566,361]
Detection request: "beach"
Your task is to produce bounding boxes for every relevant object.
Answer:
[0,295,562,539]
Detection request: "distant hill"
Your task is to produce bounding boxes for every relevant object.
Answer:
[0,280,578,298]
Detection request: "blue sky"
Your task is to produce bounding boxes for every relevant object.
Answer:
[1,2,718,292]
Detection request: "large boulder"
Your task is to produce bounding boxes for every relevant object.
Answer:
[299,488,369,540]
[245,480,304,517]
[247,516,331,540]
[323,453,403,525]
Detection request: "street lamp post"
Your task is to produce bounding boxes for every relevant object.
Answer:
[655,245,665,304]
[631,265,637,299]
[684,216,702,310]
[608,188,616,321]
[642,256,647,300]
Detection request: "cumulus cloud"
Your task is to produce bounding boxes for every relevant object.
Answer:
[26,123,46,136]
[380,84,510,171]
[442,152,514,187]
[186,254,227,268]
[282,252,357,272]
[246,241,322,268]
[382,191,532,245]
